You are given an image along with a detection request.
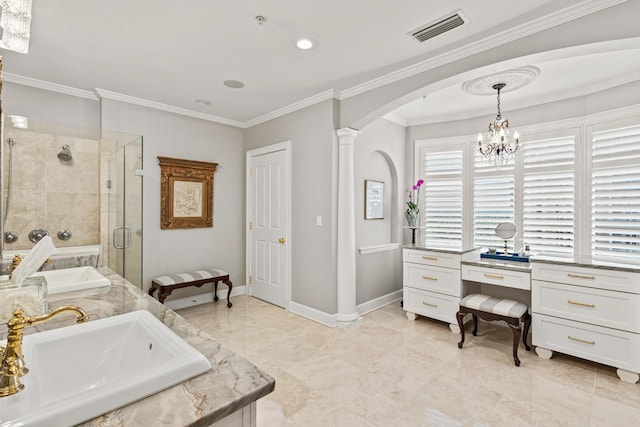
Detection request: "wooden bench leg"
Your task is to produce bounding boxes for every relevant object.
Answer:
[224,279,233,308]
[213,280,220,302]
[213,278,233,308]
[456,310,466,348]
[158,287,173,304]
[472,314,478,336]
[508,321,522,367]
[523,312,532,351]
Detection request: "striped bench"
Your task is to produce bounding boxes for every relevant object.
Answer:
[149,269,232,308]
[456,293,531,366]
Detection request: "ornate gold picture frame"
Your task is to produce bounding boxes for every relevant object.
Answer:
[158,156,218,229]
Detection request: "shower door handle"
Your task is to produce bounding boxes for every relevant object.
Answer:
[113,226,132,249]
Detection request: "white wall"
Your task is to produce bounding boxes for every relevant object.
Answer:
[354,118,406,304]
[3,83,100,137]
[100,99,245,295]
[244,100,338,314]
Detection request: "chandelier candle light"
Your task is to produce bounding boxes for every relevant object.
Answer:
[478,82,519,164]
[405,179,424,245]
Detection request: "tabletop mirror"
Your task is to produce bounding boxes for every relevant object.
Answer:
[495,222,516,253]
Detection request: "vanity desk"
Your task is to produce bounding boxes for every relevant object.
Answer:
[531,254,640,383]
[403,246,640,383]
[402,246,481,333]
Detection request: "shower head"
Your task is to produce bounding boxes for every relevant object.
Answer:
[57,145,72,162]
[6,138,16,146]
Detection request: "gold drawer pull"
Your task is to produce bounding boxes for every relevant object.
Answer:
[422,301,438,308]
[568,273,595,280]
[484,273,504,280]
[422,275,438,281]
[568,300,595,308]
[422,256,438,261]
[568,336,595,345]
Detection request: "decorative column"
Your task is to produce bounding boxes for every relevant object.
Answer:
[336,127,360,325]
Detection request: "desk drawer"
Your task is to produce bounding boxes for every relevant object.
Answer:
[462,265,530,290]
[533,314,640,372]
[403,249,460,269]
[403,287,459,324]
[531,263,640,294]
[532,280,640,333]
[403,263,461,297]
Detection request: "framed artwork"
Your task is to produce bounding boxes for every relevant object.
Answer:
[364,180,384,220]
[158,156,218,229]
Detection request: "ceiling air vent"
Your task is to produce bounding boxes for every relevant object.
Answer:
[409,10,466,43]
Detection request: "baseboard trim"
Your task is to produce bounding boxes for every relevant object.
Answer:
[165,285,246,311]
[289,301,338,327]
[288,290,403,327]
[357,290,403,316]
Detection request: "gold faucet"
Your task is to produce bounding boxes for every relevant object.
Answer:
[9,254,53,279]
[0,305,88,397]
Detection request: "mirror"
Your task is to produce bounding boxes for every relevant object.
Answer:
[495,222,516,253]
[495,222,516,240]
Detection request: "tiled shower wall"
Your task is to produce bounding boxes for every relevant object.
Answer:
[3,129,100,251]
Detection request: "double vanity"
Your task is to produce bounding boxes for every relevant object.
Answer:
[403,246,640,383]
[0,268,275,426]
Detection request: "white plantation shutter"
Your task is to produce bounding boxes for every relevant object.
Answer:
[592,125,640,259]
[522,136,575,254]
[474,175,515,249]
[423,149,463,248]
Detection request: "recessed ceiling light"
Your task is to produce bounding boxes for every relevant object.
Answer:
[294,37,316,50]
[195,99,211,106]
[223,80,245,89]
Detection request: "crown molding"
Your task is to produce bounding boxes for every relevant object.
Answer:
[2,0,625,129]
[3,72,97,100]
[339,0,627,100]
[93,88,245,128]
[406,70,640,126]
[382,113,408,127]
[244,89,338,128]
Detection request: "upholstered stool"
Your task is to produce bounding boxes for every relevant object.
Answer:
[456,293,531,366]
[149,269,233,308]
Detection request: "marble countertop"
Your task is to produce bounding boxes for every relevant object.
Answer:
[461,258,531,273]
[530,253,640,273]
[8,268,275,426]
[403,245,480,255]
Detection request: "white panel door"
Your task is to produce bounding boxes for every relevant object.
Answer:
[249,149,287,307]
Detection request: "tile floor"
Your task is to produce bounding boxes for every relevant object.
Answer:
[178,296,640,426]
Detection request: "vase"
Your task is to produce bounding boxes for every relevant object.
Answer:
[405,209,419,228]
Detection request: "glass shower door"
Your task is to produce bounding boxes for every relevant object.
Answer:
[107,136,143,288]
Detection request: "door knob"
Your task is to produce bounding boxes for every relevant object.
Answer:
[279,237,286,244]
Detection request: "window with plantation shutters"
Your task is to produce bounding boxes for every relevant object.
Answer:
[416,114,639,259]
[522,136,575,254]
[473,175,514,249]
[423,149,463,248]
[591,125,640,259]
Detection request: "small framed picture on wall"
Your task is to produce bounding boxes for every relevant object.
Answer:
[364,180,384,220]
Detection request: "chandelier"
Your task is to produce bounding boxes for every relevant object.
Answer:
[0,0,32,53]
[477,83,519,164]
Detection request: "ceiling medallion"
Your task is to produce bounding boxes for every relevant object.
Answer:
[462,66,541,95]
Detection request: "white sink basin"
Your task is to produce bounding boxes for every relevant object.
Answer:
[31,266,111,294]
[0,310,211,427]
